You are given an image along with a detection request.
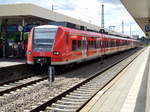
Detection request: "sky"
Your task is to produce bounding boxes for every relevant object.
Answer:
[0,0,145,37]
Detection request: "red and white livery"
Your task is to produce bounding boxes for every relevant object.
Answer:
[27,25,139,66]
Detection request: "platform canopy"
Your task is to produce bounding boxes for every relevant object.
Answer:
[121,0,150,37]
[0,3,100,31]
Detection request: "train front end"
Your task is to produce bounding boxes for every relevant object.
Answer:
[27,25,58,65]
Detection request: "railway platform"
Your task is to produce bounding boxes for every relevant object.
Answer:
[0,58,25,69]
[0,58,27,83]
[80,47,150,112]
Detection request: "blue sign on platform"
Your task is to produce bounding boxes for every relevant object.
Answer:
[145,25,150,32]
[7,24,18,32]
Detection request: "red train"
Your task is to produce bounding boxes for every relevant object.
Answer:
[27,25,139,67]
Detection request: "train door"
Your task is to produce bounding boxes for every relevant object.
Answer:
[96,38,99,56]
[101,35,105,55]
[82,36,87,58]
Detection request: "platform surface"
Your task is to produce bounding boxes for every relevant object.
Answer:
[80,47,150,112]
[0,58,25,68]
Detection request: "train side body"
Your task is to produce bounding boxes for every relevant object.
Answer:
[27,25,139,66]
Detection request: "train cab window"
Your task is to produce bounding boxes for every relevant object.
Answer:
[34,28,57,46]
[77,40,81,51]
[33,28,57,52]
[72,40,77,51]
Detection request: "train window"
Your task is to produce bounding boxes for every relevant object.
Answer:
[99,41,101,48]
[66,34,69,45]
[96,40,100,48]
[91,40,94,49]
[106,41,108,48]
[111,41,113,47]
[78,40,81,51]
[111,41,114,47]
[72,40,77,51]
[109,41,111,47]
[82,40,86,50]
[108,41,110,47]
[116,42,119,46]
[94,40,97,48]
[104,41,106,48]
[87,40,91,49]
[105,41,107,48]
[114,41,115,47]
[107,41,109,47]
[102,41,105,48]
[100,40,102,48]
[101,41,104,48]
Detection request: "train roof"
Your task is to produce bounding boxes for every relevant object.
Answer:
[58,25,136,41]
[34,25,138,41]
[34,25,58,29]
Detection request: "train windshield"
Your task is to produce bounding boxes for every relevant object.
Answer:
[34,28,57,45]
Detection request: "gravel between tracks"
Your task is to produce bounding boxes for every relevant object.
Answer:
[0,48,141,112]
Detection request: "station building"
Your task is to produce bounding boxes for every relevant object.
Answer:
[0,3,100,58]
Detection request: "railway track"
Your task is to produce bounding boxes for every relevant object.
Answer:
[0,75,47,96]
[24,48,144,112]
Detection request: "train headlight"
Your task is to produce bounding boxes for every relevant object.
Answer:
[53,51,60,55]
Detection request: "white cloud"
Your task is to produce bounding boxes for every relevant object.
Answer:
[55,0,145,37]
[15,1,23,4]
